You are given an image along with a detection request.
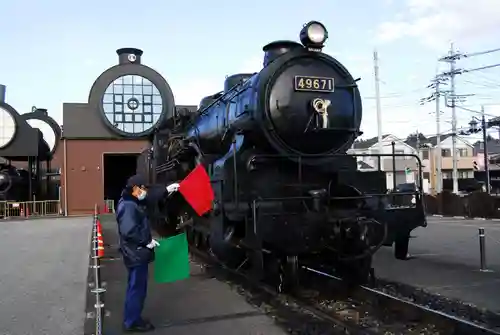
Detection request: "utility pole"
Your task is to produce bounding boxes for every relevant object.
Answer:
[450,43,459,194]
[373,50,383,154]
[420,75,447,193]
[457,104,495,193]
[416,129,420,157]
[435,81,442,193]
[481,105,491,194]
[439,43,459,194]
[428,46,500,193]
[416,129,421,185]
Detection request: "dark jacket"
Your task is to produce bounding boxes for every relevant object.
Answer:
[116,191,155,268]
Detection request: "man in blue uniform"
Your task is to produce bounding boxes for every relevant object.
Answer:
[116,174,179,332]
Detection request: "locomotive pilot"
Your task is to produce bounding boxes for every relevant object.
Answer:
[116,174,180,332]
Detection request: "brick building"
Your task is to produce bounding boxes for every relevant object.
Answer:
[55,47,194,215]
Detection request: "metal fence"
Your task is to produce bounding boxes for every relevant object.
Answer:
[0,200,62,219]
[103,199,115,213]
[87,205,105,335]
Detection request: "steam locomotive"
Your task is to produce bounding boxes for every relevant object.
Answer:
[140,21,426,289]
[0,164,32,201]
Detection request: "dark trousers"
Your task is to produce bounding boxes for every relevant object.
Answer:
[124,263,149,328]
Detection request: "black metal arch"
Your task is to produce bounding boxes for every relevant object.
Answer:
[0,102,51,160]
[21,107,62,157]
[0,102,55,202]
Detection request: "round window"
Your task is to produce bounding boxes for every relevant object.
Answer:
[102,75,163,135]
[0,107,16,148]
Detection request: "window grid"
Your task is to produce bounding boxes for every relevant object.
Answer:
[102,75,163,134]
[0,107,15,148]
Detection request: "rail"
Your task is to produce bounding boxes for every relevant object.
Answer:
[0,200,62,218]
[87,204,106,335]
[190,241,500,334]
[302,266,500,335]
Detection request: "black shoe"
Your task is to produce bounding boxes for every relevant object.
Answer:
[123,319,155,333]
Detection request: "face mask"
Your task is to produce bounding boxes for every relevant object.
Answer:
[137,189,147,201]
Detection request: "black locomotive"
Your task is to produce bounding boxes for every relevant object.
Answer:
[139,21,426,289]
[0,164,33,201]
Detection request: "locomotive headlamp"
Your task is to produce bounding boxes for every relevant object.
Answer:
[300,21,328,48]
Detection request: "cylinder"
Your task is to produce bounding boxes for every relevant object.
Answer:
[479,227,487,271]
[116,47,143,65]
[0,84,5,103]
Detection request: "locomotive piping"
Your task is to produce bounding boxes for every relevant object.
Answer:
[193,79,249,123]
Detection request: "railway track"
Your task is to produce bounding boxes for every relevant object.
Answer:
[301,266,500,335]
[189,246,500,335]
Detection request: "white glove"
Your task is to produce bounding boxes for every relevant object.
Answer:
[166,183,180,194]
[146,239,160,249]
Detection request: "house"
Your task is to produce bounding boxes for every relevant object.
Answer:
[406,134,475,194]
[473,139,500,171]
[350,134,419,190]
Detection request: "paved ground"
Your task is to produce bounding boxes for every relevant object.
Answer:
[99,217,287,335]
[0,216,93,335]
[409,216,500,271]
[373,216,500,312]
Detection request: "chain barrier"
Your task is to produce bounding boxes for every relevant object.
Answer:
[88,204,106,335]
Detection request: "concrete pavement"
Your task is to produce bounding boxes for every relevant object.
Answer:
[407,216,500,271]
[0,217,93,335]
[372,216,500,312]
[98,216,289,335]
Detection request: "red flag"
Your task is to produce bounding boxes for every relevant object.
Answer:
[179,165,214,216]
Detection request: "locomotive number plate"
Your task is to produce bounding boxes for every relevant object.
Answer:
[294,76,334,92]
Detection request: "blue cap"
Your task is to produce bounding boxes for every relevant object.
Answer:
[126,174,149,188]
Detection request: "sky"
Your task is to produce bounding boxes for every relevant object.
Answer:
[1,0,500,149]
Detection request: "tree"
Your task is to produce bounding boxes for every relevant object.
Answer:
[406,131,427,142]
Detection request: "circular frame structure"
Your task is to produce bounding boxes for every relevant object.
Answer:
[22,108,62,156]
[0,105,17,150]
[88,63,176,138]
[101,74,164,135]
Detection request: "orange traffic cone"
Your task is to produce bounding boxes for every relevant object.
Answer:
[96,220,104,258]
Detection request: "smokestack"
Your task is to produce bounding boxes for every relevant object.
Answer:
[0,84,5,103]
[116,48,143,65]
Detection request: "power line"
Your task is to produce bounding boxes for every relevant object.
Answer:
[421,45,500,194]
[463,47,500,58]
[464,63,500,73]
